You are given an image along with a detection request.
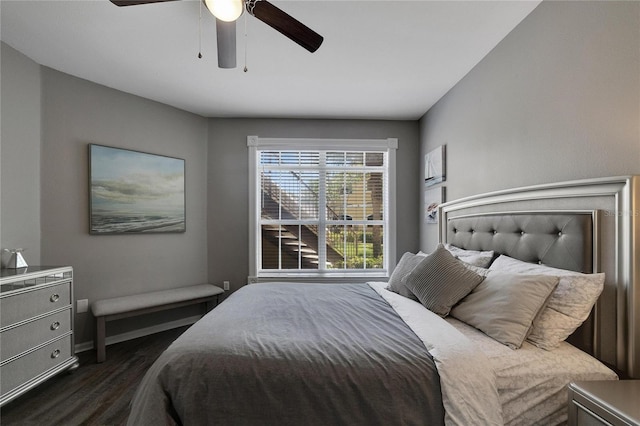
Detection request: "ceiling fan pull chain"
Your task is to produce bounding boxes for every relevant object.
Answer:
[244,12,249,72]
[197,0,203,59]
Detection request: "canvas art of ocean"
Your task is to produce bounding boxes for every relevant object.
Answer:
[89,144,186,234]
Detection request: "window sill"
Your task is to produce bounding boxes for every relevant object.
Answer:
[248,272,388,284]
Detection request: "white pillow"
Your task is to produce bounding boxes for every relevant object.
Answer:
[451,271,559,349]
[489,255,605,350]
[422,248,490,276]
[444,244,494,268]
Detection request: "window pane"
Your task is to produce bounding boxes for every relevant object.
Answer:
[326,172,347,220]
[325,223,345,268]
[326,152,345,166]
[261,170,319,221]
[261,224,319,270]
[279,151,301,165]
[261,224,284,269]
[299,151,320,166]
[260,151,280,165]
[326,172,370,221]
[261,170,280,219]
[347,173,366,220]
[365,152,384,167]
[366,172,384,221]
[297,172,319,220]
[346,152,364,166]
[366,225,384,268]
[325,225,383,270]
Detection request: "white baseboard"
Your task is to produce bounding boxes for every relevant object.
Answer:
[74,315,202,353]
[75,340,94,353]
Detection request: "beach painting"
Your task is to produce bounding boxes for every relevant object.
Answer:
[89,144,185,234]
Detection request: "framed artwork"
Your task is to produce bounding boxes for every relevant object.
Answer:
[89,144,185,234]
[424,145,446,187]
[424,186,445,224]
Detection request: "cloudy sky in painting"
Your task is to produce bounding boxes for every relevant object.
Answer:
[90,145,184,214]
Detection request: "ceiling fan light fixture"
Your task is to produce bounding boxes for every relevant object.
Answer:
[204,0,244,22]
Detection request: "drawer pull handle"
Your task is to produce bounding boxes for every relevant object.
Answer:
[51,349,60,359]
[51,321,60,330]
[50,294,60,303]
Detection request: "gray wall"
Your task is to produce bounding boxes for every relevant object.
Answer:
[39,68,210,344]
[419,1,640,251]
[0,43,421,346]
[0,43,42,266]
[207,118,421,291]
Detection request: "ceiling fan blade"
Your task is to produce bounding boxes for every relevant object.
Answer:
[247,0,323,53]
[109,0,180,6]
[216,19,237,69]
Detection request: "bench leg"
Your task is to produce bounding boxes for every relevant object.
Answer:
[205,295,220,313]
[96,316,106,363]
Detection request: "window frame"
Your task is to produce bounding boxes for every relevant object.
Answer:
[248,136,397,283]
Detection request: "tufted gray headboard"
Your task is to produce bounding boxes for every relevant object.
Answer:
[446,211,598,355]
[446,212,596,273]
[437,176,640,378]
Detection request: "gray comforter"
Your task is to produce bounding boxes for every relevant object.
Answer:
[128,283,445,426]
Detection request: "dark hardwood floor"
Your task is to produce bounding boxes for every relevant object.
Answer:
[0,326,188,426]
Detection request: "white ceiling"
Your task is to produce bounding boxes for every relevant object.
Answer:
[0,0,540,120]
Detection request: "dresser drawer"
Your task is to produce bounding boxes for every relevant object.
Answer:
[0,282,71,326]
[0,334,72,396]
[569,381,640,426]
[0,309,72,362]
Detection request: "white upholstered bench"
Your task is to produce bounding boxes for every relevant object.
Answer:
[91,284,224,363]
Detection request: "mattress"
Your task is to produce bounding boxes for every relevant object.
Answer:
[445,317,618,425]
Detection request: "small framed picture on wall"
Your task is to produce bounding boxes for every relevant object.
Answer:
[424,186,445,224]
[424,145,446,187]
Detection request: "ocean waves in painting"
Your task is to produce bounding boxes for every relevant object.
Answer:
[91,212,185,233]
[89,145,186,234]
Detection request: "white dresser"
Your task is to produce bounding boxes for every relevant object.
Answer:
[0,266,79,406]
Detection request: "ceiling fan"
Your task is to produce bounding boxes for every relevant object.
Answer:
[109,0,324,69]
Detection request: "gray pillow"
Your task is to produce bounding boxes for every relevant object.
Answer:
[451,272,559,349]
[404,245,484,316]
[386,252,422,301]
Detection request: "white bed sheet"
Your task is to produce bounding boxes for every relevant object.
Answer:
[445,317,618,425]
[370,282,503,425]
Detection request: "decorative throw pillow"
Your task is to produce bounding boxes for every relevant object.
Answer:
[404,245,485,317]
[489,255,605,350]
[420,249,490,276]
[386,252,422,301]
[444,244,495,268]
[464,264,491,277]
[451,272,559,349]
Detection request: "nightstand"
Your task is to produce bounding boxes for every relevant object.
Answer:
[568,381,640,426]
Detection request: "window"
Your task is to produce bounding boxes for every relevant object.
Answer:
[248,137,397,281]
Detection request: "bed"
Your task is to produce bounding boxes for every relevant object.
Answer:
[127,176,640,426]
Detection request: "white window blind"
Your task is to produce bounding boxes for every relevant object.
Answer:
[248,137,397,281]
